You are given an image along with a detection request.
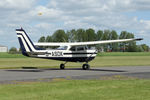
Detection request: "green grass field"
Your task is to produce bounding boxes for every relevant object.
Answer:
[1,52,150,58]
[0,52,150,69]
[0,52,150,100]
[0,53,25,58]
[0,79,150,100]
[97,52,150,56]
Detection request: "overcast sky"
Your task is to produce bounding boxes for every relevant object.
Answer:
[0,0,150,48]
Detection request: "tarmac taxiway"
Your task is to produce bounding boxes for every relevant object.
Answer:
[0,66,150,83]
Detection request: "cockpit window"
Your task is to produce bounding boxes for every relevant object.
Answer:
[77,46,84,51]
[70,46,87,51]
[70,46,76,51]
[57,46,68,50]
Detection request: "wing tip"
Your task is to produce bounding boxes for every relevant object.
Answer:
[135,38,143,41]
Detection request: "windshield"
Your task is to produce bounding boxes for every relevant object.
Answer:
[70,46,88,51]
[57,46,68,50]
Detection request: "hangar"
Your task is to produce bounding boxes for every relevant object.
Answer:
[0,45,8,52]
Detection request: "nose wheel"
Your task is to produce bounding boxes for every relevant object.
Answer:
[82,63,90,70]
[60,64,65,69]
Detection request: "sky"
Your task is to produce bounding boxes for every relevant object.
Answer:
[0,0,150,48]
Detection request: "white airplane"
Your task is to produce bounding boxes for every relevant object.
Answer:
[16,28,143,70]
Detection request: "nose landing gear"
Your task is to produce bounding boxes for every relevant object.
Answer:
[60,62,67,69]
[60,64,65,69]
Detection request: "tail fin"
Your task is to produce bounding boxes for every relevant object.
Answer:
[16,28,37,56]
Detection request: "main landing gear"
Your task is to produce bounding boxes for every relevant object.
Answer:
[60,62,90,70]
[82,63,90,70]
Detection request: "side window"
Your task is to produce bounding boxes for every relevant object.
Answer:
[57,46,68,50]
[77,46,84,51]
[70,46,76,51]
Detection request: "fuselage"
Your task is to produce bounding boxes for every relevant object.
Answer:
[16,28,97,63]
[26,49,97,62]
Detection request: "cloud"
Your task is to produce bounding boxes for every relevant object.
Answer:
[0,0,150,48]
[29,6,62,19]
[107,0,150,12]
[45,0,150,32]
[0,0,35,10]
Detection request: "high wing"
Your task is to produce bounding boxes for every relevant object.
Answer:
[34,38,143,46]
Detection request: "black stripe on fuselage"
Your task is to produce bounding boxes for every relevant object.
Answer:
[64,52,97,55]
[38,57,95,62]
[29,52,51,55]
[26,52,96,56]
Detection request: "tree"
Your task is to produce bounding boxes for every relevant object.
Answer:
[136,45,144,52]
[141,44,149,52]
[46,36,53,42]
[110,30,119,51]
[76,29,86,42]
[102,30,111,51]
[96,30,104,52]
[119,31,137,52]
[96,30,103,41]
[37,28,144,52]
[38,36,46,42]
[102,30,111,40]
[119,31,128,52]
[9,47,17,54]
[66,29,77,42]
[52,29,68,42]
[126,33,137,52]
[85,28,96,41]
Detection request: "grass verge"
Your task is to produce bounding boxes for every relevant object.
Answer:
[0,53,26,58]
[0,56,150,69]
[0,79,150,100]
[0,52,150,69]
[97,52,150,56]
[1,52,150,58]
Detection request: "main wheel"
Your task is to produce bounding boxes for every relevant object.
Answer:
[82,64,90,70]
[60,64,65,69]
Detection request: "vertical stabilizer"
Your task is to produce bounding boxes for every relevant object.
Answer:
[16,28,37,56]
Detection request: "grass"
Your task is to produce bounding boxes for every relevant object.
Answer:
[0,52,150,100]
[97,52,150,56]
[1,52,150,58]
[0,52,150,69]
[1,56,150,69]
[0,79,150,100]
[0,53,26,58]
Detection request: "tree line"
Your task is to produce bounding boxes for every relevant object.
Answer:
[37,28,149,52]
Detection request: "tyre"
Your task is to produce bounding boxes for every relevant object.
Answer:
[82,64,90,70]
[60,64,65,69]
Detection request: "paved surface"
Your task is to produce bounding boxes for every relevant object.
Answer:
[0,66,150,83]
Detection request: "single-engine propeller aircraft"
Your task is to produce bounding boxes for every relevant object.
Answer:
[16,28,143,70]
